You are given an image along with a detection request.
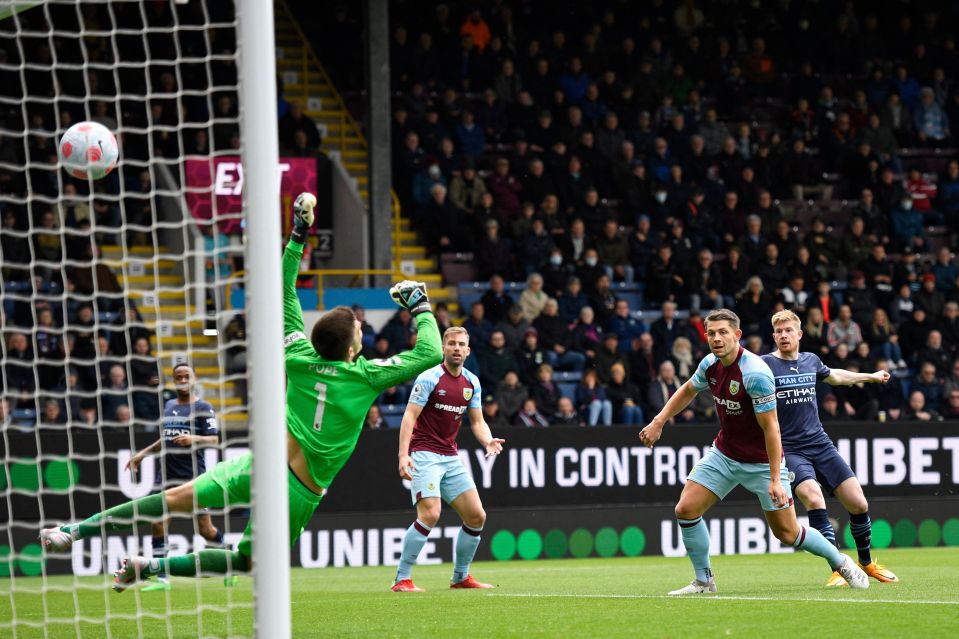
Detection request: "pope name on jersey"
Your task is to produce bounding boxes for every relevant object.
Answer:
[157,398,218,483]
[690,346,778,462]
[408,364,482,456]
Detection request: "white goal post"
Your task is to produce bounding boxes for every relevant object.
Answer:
[236,0,291,636]
[0,0,290,635]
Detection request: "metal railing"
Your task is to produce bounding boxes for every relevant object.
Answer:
[226,268,407,311]
[276,0,367,159]
[274,0,412,284]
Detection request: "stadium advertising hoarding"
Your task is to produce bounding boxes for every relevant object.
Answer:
[3,423,959,575]
[183,155,333,254]
[3,423,958,521]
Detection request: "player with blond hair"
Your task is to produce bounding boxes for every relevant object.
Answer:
[763,309,898,587]
[639,309,869,594]
[392,326,506,592]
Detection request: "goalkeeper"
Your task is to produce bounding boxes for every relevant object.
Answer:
[41,193,443,590]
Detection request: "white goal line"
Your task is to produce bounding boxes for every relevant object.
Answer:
[488,593,959,606]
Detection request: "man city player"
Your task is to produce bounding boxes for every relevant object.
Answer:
[764,310,898,587]
[124,363,223,590]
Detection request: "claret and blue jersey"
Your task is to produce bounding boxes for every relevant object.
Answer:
[690,346,778,463]
[408,363,482,456]
[158,398,218,482]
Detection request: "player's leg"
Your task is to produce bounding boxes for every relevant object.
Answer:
[41,481,196,551]
[667,447,734,594]
[793,479,848,586]
[394,451,444,591]
[833,477,899,582]
[141,518,172,591]
[112,454,255,591]
[788,450,839,548]
[445,455,492,589]
[197,513,226,547]
[749,463,869,589]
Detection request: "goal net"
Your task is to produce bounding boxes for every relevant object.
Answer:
[0,1,284,635]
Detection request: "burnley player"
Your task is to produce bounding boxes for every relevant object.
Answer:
[639,309,868,594]
[124,363,223,590]
[392,326,505,592]
[764,310,898,587]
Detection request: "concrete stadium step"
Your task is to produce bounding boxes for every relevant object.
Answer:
[343,162,369,173]
[147,319,208,338]
[397,245,426,259]
[139,304,193,318]
[400,257,437,271]
[127,290,193,302]
[99,245,161,257]
[323,138,367,152]
[156,334,214,348]
[102,258,179,276]
[117,275,183,288]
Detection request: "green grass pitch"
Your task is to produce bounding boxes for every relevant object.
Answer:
[1,548,955,638]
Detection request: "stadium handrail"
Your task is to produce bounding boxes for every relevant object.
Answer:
[277,0,406,282]
[276,0,368,158]
[225,268,408,311]
[391,188,403,276]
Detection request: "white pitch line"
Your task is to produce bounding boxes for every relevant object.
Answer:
[488,593,959,606]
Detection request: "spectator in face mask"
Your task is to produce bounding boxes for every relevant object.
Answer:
[890,196,926,252]
[575,248,607,296]
[541,247,575,298]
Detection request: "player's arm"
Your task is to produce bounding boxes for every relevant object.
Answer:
[281,193,316,350]
[173,407,220,447]
[397,402,424,481]
[638,379,699,447]
[755,409,789,508]
[746,364,788,507]
[824,368,890,385]
[125,438,162,473]
[468,407,505,457]
[174,434,219,446]
[362,283,443,392]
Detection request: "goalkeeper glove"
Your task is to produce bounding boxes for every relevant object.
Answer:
[389,280,431,316]
[291,192,316,243]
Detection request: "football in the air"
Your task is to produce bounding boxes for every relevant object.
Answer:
[58,121,119,180]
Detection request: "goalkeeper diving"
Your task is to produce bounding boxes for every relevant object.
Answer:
[40,193,443,590]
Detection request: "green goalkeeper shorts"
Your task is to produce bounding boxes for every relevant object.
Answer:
[193,451,323,557]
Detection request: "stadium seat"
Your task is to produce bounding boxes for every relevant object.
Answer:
[557,382,578,399]
[379,403,405,415]
[440,253,478,286]
[11,408,37,427]
[382,413,403,428]
[552,370,583,382]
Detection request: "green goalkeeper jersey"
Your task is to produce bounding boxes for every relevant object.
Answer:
[281,240,442,489]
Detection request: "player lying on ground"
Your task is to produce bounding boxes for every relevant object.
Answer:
[763,310,898,587]
[638,309,869,595]
[392,326,505,592]
[41,192,443,591]
[123,362,225,591]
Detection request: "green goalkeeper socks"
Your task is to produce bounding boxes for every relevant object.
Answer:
[62,493,167,539]
[148,550,250,577]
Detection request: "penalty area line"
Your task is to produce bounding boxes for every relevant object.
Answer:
[487,593,959,606]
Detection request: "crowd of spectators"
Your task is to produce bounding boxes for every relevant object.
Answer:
[0,3,246,428]
[356,0,959,426]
